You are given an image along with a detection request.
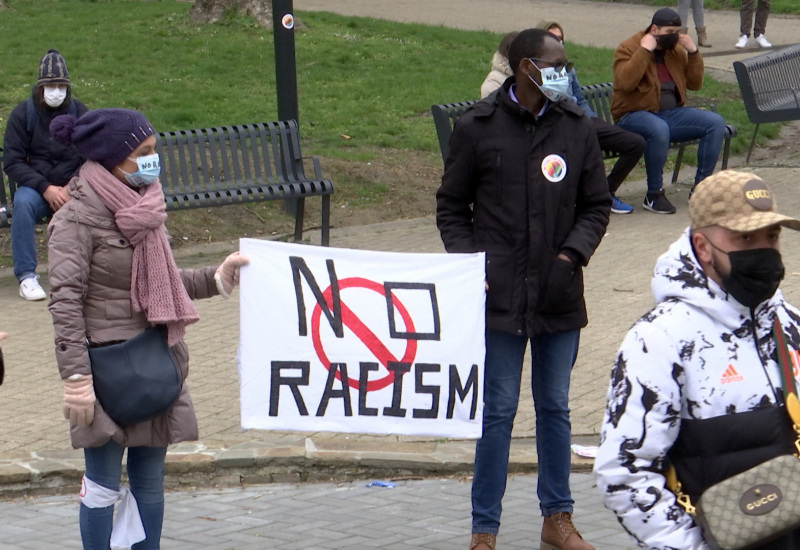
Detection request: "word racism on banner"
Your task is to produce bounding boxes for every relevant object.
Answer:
[237,239,486,438]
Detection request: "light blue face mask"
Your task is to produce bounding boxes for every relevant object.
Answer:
[527,60,570,102]
[121,153,161,187]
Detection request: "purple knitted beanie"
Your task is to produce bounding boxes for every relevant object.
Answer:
[50,108,155,171]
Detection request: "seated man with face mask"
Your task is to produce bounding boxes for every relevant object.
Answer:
[611,8,725,216]
[3,49,89,301]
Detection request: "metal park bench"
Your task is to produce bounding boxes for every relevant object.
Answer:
[733,43,800,165]
[0,120,334,245]
[432,81,736,185]
[156,120,333,245]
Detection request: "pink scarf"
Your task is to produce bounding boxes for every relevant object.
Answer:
[81,161,199,346]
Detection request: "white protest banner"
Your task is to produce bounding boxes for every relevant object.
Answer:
[237,238,485,438]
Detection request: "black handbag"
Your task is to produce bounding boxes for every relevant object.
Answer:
[88,326,181,427]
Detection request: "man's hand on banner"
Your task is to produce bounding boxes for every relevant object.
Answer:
[215,252,251,299]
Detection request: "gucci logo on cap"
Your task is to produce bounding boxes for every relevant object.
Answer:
[743,179,773,211]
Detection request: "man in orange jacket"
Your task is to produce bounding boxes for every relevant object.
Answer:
[611,8,725,215]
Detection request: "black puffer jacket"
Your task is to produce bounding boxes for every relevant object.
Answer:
[436,77,610,336]
[3,92,89,194]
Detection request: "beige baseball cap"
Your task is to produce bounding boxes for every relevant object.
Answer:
[689,170,800,232]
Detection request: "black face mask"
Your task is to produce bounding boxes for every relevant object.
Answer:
[656,33,679,50]
[719,248,785,309]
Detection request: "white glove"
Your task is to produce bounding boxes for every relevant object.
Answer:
[63,374,96,427]
[214,252,250,299]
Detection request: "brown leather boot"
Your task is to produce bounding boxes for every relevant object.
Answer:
[540,512,595,550]
[696,26,712,47]
[469,532,496,550]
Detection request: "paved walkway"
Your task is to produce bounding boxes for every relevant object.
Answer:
[2,1,800,547]
[0,473,637,549]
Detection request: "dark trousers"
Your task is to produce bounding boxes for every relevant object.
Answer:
[591,117,646,195]
[740,0,770,37]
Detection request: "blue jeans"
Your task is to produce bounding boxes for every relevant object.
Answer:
[616,107,726,192]
[471,329,580,535]
[10,186,51,282]
[80,441,167,550]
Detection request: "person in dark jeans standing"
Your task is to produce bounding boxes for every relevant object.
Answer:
[438,28,610,550]
[736,0,772,48]
[612,8,725,215]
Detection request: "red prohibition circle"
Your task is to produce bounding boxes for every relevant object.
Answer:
[311,277,417,391]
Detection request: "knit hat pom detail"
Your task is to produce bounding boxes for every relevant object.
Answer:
[49,114,77,147]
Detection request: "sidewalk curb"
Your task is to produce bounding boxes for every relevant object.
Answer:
[0,438,596,498]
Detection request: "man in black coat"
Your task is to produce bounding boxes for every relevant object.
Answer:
[436,28,610,550]
[3,49,88,301]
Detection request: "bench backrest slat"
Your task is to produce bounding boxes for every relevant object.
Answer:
[580,82,615,125]
[154,120,319,210]
[431,83,618,162]
[734,43,800,124]
[0,148,9,224]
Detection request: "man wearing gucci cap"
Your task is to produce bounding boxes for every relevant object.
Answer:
[594,170,800,548]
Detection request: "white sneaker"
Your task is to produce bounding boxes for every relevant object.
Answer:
[755,34,772,48]
[19,276,46,301]
[735,34,749,49]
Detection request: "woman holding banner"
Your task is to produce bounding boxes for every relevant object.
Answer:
[47,108,248,550]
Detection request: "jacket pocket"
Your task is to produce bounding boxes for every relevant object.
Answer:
[99,236,133,286]
[538,258,583,314]
[485,250,515,313]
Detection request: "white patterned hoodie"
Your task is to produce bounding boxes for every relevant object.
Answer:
[594,227,800,549]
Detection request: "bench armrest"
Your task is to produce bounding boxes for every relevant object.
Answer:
[299,155,325,180]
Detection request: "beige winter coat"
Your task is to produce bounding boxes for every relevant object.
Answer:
[480,51,513,99]
[48,175,219,449]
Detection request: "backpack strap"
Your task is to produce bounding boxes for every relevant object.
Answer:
[25,97,36,135]
[25,96,79,134]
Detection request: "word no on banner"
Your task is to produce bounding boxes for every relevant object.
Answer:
[237,238,486,438]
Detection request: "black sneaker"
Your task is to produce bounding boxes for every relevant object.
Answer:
[643,189,676,214]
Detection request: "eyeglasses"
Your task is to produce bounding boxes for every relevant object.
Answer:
[528,58,574,73]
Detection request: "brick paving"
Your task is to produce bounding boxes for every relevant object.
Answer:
[0,474,636,549]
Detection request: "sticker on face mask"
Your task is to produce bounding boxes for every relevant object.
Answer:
[282,14,294,29]
[541,154,567,182]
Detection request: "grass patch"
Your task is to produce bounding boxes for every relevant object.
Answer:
[0,1,781,160]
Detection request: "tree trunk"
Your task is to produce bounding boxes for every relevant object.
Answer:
[0,1,9,10]
[190,0,273,28]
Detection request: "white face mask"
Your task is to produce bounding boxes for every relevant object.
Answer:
[528,64,570,102]
[118,153,161,187]
[43,86,67,108]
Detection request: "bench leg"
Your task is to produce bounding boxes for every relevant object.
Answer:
[721,135,732,170]
[293,197,305,243]
[321,194,331,247]
[671,144,686,185]
[746,124,760,166]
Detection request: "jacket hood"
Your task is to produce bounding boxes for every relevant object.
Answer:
[535,20,565,41]
[489,51,512,78]
[651,227,783,331]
